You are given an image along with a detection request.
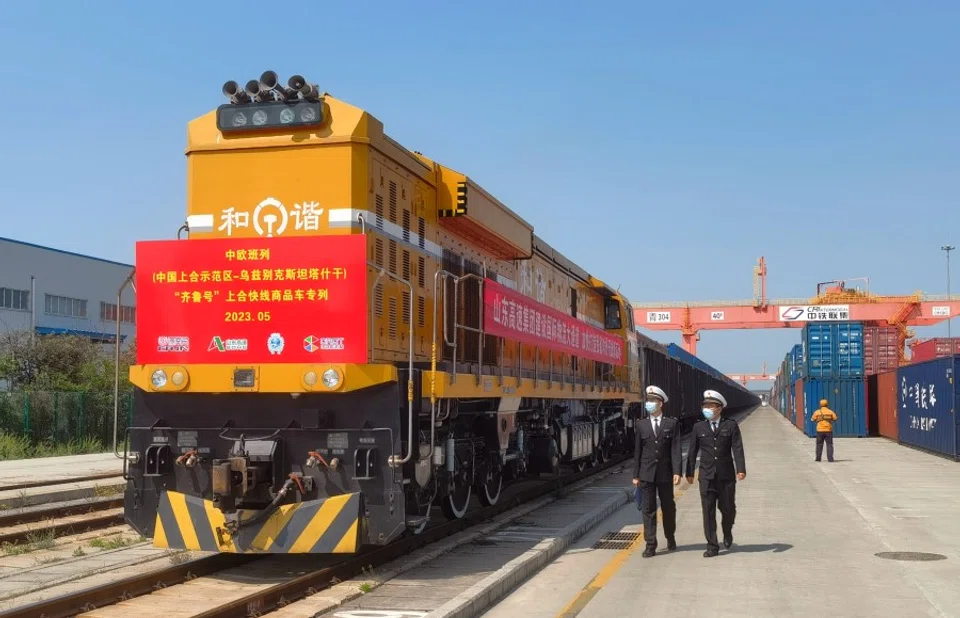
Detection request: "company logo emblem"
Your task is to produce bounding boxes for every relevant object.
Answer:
[157,336,189,352]
[267,333,285,355]
[781,307,804,320]
[304,335,319,353]
[321,337,345,350]
[208,336,249,352]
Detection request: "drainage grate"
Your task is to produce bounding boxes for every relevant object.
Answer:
[592,532,641,550]
[875,552,947,562]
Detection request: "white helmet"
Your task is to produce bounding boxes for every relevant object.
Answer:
[703,390,727,408]
[645,385,668,403]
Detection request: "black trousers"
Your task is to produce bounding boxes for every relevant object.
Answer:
[699,478,736,551]
[816,431,834,461]
[640,481,676,548]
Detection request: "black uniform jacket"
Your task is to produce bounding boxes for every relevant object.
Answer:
[633,415,682,483]
[685,416,746,481]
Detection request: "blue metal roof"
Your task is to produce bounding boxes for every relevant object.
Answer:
[0,236,133,269]
[35,326,127,342]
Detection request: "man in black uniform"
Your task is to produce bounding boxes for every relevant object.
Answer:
[685,390,746,558]
[632,385,682,557]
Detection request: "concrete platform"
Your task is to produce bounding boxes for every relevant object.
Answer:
[0,453,124,508]
[301,463,638,618]
[480,405,960,618]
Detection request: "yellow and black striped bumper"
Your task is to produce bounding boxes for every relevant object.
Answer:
[152,490,362,554]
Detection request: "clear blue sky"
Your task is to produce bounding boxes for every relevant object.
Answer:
[2,1,958,379]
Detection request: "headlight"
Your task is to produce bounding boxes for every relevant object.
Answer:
[322,368,340,389]
[151,369,168,389]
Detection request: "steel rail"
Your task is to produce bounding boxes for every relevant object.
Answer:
[0,472,122,493]
[6,453,633,618]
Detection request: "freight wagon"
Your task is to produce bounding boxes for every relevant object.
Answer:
[639,335,758,433]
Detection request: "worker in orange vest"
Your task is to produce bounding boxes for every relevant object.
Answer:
[811,399,838,462]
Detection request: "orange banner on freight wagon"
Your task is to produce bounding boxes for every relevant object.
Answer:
[482,278,624,365]
[134,235,368,365]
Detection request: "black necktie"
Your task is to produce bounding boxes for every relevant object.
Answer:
[711,422,718,434]
[654,417,660,436]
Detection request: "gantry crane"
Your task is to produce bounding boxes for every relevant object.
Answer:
[632,257,960,361]
[726,362,774,387]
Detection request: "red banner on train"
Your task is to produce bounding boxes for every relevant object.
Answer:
[482,278,624,365]
[135,235,368,365]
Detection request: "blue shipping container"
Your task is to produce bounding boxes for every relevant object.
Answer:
[802,323,865,379]
[791,344,803,382]
[802,377,868,437]
[897,356,960,460]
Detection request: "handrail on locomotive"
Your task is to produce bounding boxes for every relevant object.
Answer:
[367,260,416,468]
[113,267,138,463]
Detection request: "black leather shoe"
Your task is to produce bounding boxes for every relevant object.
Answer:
[667,537,677,550]
[703,548,718,558]
[642,547,656,558]
[723,535,733,549]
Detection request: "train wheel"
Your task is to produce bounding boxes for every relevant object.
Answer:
[476,469,503,507]
[441,480,472,520]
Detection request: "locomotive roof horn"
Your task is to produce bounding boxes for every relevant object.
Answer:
[288,74,320,101]
[244,79,275,103]
[222,80,250,104]
[259,70,298,102]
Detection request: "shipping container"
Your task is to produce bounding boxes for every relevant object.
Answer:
[875,369,899,440]
[909,338,960,364]
[793,379,803,428]
[791,344,803,383]
[802,323,864,379]
[864,326,900,376]
[897,356,960,460]
[802,377,868,437]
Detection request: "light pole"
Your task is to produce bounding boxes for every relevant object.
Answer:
[943,245,954,340]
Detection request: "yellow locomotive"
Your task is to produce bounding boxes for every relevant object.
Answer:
[121,71,641,554]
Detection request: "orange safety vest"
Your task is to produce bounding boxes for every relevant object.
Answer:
[811,407,838,433]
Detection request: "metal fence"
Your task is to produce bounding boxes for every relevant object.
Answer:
[0,390,133,447]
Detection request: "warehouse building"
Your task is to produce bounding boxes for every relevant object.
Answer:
[0,237,136,344]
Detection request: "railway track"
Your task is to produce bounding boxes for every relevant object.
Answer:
[5,454,631,618]
[0,496,125,546]
[0,472,122,493]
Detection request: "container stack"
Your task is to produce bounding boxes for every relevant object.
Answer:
[797,322,868,438]
[767,327,960,461]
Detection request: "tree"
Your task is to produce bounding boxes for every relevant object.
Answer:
[0,329,136,392]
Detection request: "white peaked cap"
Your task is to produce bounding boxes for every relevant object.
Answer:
[645,385,668,403]
[703,390,727,407]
